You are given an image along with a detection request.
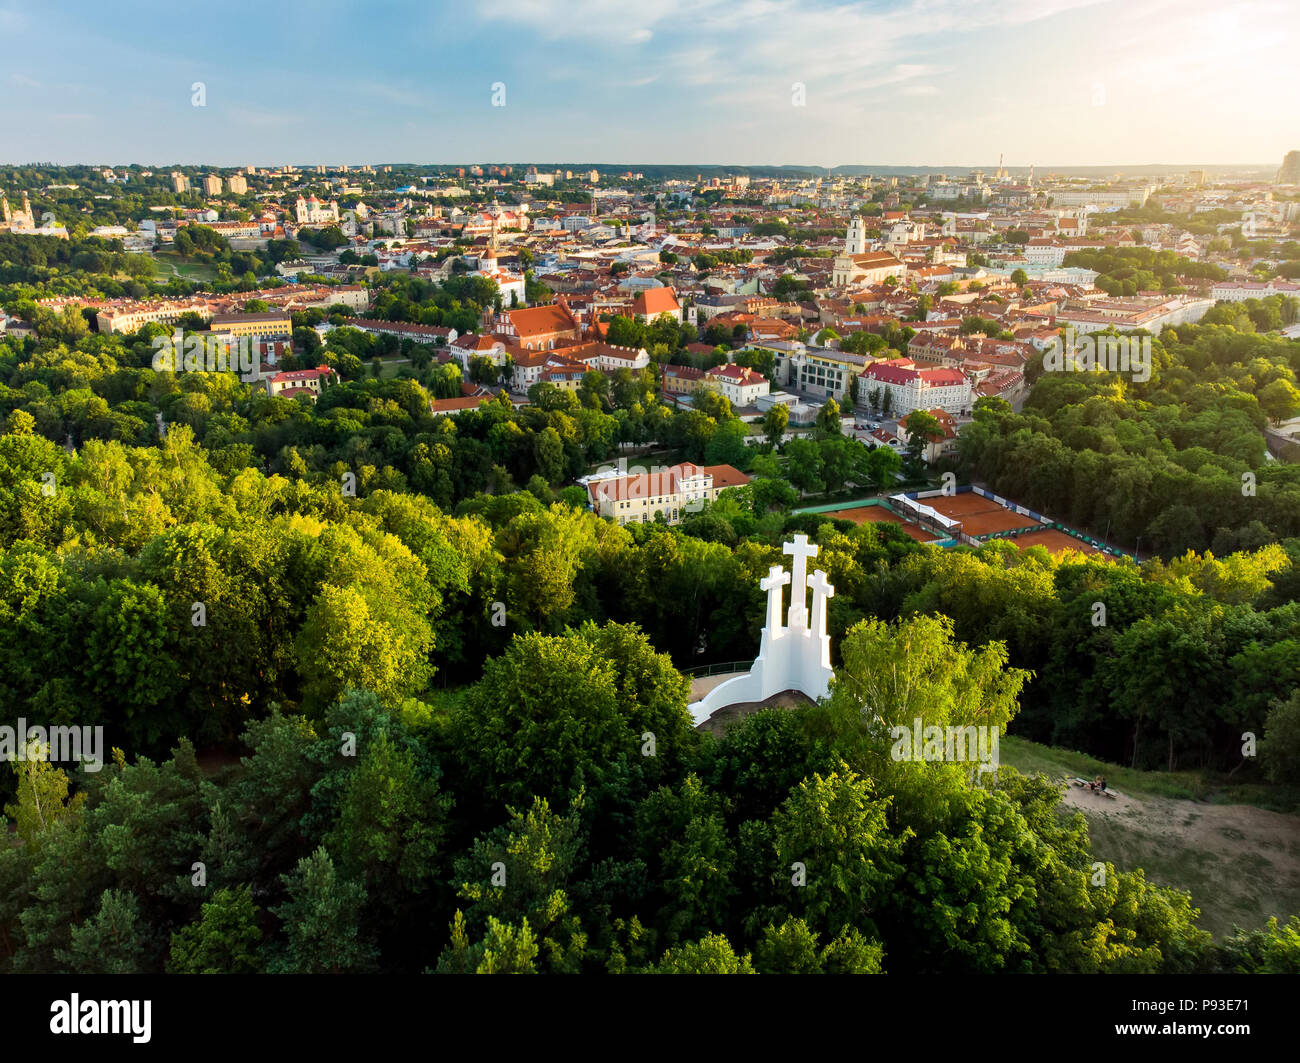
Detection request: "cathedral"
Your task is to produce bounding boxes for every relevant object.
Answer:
[1,191,36,229]
[831,214,905,288]
[2,191,68,238]
[294,195,340,225]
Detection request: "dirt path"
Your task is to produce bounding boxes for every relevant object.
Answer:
[1062,782,1300,937]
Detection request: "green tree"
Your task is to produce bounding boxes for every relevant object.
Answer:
[762,403,789,446]
[814,398,842,439]
[655,933,754,973]
[57,889,153,974]
[168,886,264,974]
[1261,691,1300,786]
[784,438,825,496]
[269,848,376,973]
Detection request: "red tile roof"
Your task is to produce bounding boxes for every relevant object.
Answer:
[632,286,681,318]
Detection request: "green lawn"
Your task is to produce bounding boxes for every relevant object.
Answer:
[151,252,217,283]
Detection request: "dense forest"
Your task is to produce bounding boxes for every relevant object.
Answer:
[964,304,1300,558]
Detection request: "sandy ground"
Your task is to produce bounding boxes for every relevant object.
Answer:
[1061,779,1300,936]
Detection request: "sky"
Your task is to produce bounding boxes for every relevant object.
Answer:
[1,0,1296,169]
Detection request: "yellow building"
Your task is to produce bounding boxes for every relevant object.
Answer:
[208,311,293,338]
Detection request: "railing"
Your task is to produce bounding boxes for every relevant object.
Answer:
[682,660,753,678]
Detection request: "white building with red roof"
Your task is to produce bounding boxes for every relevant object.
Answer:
[450,332,508,369]
[344,318,458,345]
[706,363,770,407]
[859,358,972,416]
[269,365,336,402]
[586,462,751,526]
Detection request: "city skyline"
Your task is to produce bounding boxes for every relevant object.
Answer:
[2,0,1296,168]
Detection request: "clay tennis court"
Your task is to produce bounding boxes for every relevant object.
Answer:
[825,506,938,542]
[1010,528,1103,556]
[917,492,1007,517]
[908,493,1040,536]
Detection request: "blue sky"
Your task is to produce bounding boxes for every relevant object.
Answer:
[1,0,1296,168]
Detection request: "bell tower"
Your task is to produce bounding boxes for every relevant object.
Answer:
[846,214,866,255]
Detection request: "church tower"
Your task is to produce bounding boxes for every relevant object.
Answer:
[846,214,866,256]
[1,196,10,225]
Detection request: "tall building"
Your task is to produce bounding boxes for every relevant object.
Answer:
[227,174,248,195]
[1278,151,1300,185]
[202,174,223,196]
[171,172,190,193]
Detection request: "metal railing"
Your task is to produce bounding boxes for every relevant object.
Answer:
[682,660,753,678]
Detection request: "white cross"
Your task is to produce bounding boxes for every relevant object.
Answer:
[782,534,819,630]
[808,568,835,639]
[760,564,791,634]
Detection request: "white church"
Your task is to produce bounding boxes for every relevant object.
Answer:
[831,215,905,288]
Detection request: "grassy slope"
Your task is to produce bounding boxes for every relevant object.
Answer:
[1002,735,1300,937]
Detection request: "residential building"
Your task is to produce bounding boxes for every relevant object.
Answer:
[431,395,493,416]
[268,365,335,401]
[663,364,707,395]
[1211,280,1300,302]
[706,364,770,406]
[450,332,507,369]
